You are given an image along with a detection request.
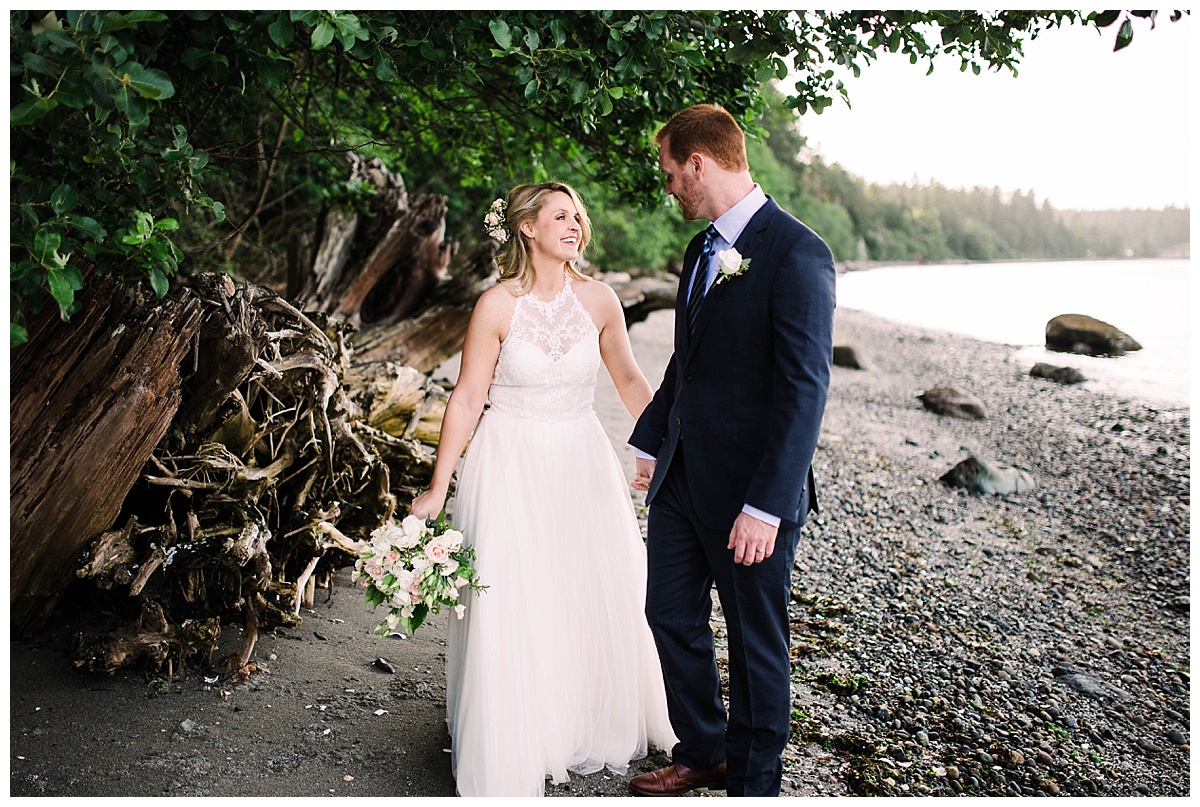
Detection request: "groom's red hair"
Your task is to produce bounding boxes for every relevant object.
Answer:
[656,104,749,172]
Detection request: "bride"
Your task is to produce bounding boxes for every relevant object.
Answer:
[409,181,676,797]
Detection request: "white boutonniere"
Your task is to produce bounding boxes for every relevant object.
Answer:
[713,247,751,287]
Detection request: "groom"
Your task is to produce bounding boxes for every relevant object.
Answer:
[629,104,835,797]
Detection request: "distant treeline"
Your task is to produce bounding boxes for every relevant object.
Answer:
[791,161,1190,263]
[1058,207,1190,259]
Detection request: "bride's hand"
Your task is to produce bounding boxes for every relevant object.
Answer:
[409,489,446,521]
[630,457,656,491]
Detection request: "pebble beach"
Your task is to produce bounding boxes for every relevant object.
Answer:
[9,301,1191,798]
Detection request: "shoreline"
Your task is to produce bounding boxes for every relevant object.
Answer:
[833,259,1191,411]
[836,255,1192,273]
[9,307,1190,797]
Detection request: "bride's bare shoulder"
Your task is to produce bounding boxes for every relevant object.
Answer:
[473,283,517,322]
[573,275,624,324]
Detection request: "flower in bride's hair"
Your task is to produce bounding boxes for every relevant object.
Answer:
[483,197,509,243]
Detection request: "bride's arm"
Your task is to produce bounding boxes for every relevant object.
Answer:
[409,288,509,519]
[594,282,654,421]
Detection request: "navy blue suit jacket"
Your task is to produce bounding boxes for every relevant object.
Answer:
[630,197,836,531]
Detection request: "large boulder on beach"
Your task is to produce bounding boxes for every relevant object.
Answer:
[1045,313,1142,357]
[918,385,987,420]
[1030,362,1086,385]
[940,455,1036,495]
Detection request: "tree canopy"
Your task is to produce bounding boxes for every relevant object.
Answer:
[9,9,1184,344]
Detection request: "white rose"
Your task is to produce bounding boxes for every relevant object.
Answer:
[371,522,404,553]
[442,529,464,551]
[399,515,427,548]
[717,247,744,278]
[411,555,430,572]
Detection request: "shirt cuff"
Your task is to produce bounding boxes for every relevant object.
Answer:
[634,449,657,462]
[741,504,781,528]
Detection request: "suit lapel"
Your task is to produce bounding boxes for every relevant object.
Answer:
[684,199,778,361]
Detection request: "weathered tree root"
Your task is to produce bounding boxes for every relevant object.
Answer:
[69,272,435,679]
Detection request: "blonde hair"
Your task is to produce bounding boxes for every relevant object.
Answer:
[495,181,592,294]
[656,104,749,172]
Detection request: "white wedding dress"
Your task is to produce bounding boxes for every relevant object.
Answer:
[445,276,677,797]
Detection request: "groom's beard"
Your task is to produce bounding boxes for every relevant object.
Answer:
[673,171,703,221]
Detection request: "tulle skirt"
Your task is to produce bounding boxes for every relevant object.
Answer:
[445,408,677,797]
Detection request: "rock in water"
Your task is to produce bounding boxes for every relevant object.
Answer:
[832,344,870,370]
[940,456,1036,494]
[1045,313,1142,357]
[918,385,987,420]
[1030,362,1086,384]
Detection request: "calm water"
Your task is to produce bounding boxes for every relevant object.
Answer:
[835,259,1191,408]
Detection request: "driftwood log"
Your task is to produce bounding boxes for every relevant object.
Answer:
[10,273,203,637]
[13,152,680,677]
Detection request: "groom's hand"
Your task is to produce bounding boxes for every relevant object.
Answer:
[729,512,778,566]
[631,457,656,491]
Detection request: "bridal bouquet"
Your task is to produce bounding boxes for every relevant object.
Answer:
[353,512,484,637]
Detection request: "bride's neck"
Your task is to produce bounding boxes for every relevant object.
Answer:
[527,260,568,298]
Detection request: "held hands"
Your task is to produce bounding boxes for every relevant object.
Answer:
[631,457,656,492]
[729,512,778,566]
[409,488,447,521]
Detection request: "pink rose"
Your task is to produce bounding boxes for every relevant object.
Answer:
[424,536,451,565]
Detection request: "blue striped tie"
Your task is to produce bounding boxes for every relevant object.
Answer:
[686,224,718,335]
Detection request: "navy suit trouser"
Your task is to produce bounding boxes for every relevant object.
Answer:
[645,450,800,797]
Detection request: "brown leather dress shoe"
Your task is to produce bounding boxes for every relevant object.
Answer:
[629,762,727,796]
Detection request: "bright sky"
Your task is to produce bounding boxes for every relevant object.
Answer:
[794,14,1193,211]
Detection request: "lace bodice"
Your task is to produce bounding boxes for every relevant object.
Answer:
[488,276,600,421]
